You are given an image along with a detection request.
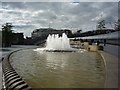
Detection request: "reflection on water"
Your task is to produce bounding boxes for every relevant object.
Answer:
[10,49,105,88]
[46,52,69,69]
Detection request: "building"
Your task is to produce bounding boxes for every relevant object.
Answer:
[32,28,63,38]
[24,37,34,45]
[12,33,24,45]
[32,28,72,38]
[31,28,72,45]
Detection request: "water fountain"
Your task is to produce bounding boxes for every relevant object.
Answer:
[35,33,76,52]
[9,33,105,88]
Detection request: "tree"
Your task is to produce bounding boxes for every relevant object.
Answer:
[2,23,14,47]
[77,29,82,33]
[114,19,120,31]
[96,20,106,30]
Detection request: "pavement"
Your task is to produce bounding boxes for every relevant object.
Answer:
[99,44,119,88]
[103,44,119,57]
[0,62,2,89]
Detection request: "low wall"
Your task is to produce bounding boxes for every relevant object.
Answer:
[2,50,32,90]
[88,45,98,52]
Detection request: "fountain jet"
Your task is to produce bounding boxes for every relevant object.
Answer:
[35,33,76,52]
[46,33,71,51]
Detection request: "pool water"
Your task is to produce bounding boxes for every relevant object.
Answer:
[10,49,105,88]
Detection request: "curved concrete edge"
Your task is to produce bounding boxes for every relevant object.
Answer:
[2,49,32,90]
[97,51,107,88]
[0,58,3,89]
[98,51,118,88]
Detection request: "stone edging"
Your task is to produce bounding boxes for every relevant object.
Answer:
[2,49,32,90]
[97,51,107,88]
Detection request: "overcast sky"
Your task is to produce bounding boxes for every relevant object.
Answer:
[0,2,118,37]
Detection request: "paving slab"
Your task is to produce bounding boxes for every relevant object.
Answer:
[0,62,2,89]
[99,51,118,88]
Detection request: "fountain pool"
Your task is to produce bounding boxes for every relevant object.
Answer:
[10,49,105,88]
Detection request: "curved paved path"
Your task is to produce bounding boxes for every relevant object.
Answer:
[0,62,2,89]
[99,46,119,88]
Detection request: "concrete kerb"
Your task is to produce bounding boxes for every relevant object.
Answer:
[2,49,32,90]
[97,51,107,88]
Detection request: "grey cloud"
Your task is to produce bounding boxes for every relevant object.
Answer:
[2,2,27,9]
[1,2,118,36]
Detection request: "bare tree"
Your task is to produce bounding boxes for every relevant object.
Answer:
[96,20,106,30]
[114,19,120,31]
